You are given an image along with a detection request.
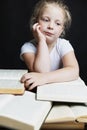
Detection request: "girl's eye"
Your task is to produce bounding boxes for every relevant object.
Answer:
[44,19,49,22]
[56,23,61,26]
[41,17,49,22]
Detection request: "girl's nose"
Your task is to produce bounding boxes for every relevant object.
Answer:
[48,22,54,30]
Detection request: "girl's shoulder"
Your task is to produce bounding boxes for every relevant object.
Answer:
[57,38,70,44]
[23,39,37,47]
[21,39,37,54]
[56,38,74,57]
[56,38,73,48]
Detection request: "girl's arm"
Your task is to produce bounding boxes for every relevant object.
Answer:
[45,51,79,83]
[21,51,79,90]
[22,23,50,72]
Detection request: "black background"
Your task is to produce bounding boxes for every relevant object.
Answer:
[1,0,87,84]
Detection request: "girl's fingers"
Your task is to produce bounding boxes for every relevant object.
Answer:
[33,23,41,33]
[25,78,34,86]
[28,82,37,90]
[33,23,39,31]
[20,73,31,83]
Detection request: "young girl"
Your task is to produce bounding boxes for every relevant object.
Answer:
[20,0,79,90]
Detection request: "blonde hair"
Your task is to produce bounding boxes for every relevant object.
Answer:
[30,0,72,37]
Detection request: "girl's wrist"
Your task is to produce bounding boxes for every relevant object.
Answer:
[38,39,47,45]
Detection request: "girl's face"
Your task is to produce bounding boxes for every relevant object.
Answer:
[38,4,64,44]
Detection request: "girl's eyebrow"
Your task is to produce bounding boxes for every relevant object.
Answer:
[41,15,49,18]
[42,15,61,19]
[41,15,63,24]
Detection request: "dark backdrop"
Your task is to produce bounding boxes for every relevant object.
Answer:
[1,0,87,84]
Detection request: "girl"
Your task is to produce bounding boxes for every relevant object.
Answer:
[20,0,79,90]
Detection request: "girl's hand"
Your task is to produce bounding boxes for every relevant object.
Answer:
[20,72,47,90]
[32,23,46,42]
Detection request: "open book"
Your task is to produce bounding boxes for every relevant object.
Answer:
[41,102,87,130]
[37,77,87,103]
[0,91,52,130]
[44,103,87,123]
[0,69,27,94]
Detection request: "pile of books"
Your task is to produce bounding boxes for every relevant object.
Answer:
[0,69,87,130]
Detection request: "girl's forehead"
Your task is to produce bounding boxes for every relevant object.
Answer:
[41,4,65,21]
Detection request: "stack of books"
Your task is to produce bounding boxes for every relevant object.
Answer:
[0,69,87,130]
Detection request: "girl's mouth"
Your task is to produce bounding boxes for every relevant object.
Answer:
[45,32,54,36]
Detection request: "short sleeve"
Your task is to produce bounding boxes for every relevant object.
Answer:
[20,41,37,60]
[57,39,74,58]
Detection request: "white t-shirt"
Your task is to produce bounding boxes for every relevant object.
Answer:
[20,38,74,71]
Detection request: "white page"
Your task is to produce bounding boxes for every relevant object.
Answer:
[0,79,24,94]
[45,105,75,123]
[0,94,14,109]
[0,69,27,80]
[0,80,24,89]
[0,91,52,130]
[37,77,87,103]
[71,105,87,122]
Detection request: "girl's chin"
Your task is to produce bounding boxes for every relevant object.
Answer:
[46,37,55,43]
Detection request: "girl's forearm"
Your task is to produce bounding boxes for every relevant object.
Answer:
[33,41,50,72]
[44,66,79,84]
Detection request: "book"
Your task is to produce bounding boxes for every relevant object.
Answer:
[0,69,27,94]
[43,102,87,123]
[41,102,87,130]
[37,77,87,103]
[0,91,52,130]
[41,121,85,130]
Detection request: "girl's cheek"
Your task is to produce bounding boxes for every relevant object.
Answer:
[39,25,44,32]
[38,22,46,32]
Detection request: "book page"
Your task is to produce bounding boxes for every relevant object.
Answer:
[0,69,27,80]
[45,104,75,123]
[71,104,87,122]
[0,79,25,94]
[0,91,52,130]
[37,77,87,103]
[0,94,14,110]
